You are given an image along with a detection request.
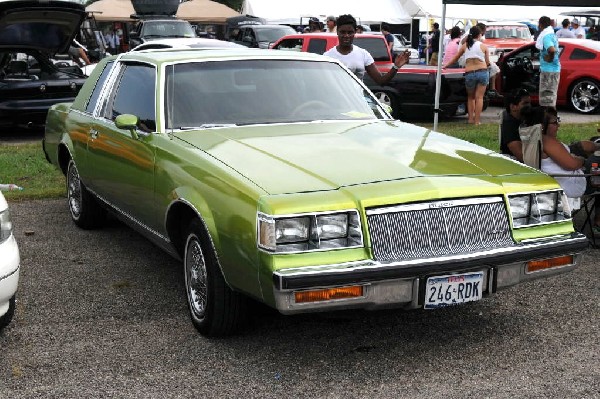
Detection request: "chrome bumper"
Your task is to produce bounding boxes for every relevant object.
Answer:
[272,233,588,314]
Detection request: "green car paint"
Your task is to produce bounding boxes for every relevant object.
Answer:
[43,49,588,336]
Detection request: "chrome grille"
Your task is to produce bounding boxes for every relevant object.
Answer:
[366,197,514,262]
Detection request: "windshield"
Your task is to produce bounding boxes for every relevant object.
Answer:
[485,26,532,40]
[164,59,388,128]
[142,21,196,38]
[254,27,296,42]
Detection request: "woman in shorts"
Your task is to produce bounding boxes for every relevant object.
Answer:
[443,26,490,125]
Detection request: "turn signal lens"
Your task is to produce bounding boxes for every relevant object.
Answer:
[526,255,573,273]
[294,286,364,303]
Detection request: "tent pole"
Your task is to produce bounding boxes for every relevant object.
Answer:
[433,3,446,131]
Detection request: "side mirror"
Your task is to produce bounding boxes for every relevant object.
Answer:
[115,114,142,139]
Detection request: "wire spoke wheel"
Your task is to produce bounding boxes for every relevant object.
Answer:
[185,235,208,318]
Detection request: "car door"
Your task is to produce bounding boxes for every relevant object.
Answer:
[86,61,158,227]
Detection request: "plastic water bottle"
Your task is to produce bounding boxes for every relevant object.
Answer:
[0,184,24,192]
[590,163,600,188]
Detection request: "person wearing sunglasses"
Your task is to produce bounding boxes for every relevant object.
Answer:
[500,88,532,162]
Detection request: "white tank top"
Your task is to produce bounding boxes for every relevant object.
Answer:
[464,41,485,62]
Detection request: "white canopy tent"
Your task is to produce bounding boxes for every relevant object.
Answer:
[432,0,600,131]
[241,0,413,25]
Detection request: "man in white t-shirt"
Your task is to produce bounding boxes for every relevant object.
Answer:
[323,14,409,83]
[571,19,586,39]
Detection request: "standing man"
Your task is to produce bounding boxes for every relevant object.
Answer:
[536,16,561,108]
[556,19,576,38]
[571,19,586,39]
[324,14,410,83]
[324,16,337,33]
[104,28,120,55]
[381,23,394,50]
[429,22,440,66]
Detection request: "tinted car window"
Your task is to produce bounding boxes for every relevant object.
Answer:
[354,38,390,61]
[110,63,156,131]
[570,48,596,60]
[85,61,114,114]
[307,39,327,54]
[274,38,303,51]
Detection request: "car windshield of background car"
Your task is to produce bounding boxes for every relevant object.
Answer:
[255,27,295,43]
[144,21,195,38]
[164,59,389,129]
[486,26,532,40]
[354,38,390,62]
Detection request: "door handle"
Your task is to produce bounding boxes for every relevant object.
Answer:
[89,128,99,139]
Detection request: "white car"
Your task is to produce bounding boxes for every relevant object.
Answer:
[0,190,20,330]
[131,37,245,51]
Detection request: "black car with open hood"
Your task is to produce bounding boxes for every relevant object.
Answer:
[0,0,88,131]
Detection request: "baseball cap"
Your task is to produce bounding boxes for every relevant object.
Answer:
[326,15,336,22]
[572,19,580,25]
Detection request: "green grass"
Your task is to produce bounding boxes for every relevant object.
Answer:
[2,120,599,200]
[1,142,65,201]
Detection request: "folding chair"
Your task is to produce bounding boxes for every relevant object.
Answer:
[518,123,596,247]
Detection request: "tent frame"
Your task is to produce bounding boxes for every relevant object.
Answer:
[433,0,600,131]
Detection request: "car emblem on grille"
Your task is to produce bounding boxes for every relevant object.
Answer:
[70,82,77,91]
[429,201,454,208]
[39,84,46,93]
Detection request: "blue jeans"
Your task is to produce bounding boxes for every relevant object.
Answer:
[464,69,489,91]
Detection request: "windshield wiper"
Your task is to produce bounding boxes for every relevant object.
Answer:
[178,124,237,130]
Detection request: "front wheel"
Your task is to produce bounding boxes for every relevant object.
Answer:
[569,78,600,114]
[184,219,247,336]
[0,295,16,330]
[67,160,104,229]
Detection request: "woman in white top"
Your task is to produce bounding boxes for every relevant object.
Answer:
[443,26,490,125]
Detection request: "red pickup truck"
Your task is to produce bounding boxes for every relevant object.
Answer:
[271,33,474,119]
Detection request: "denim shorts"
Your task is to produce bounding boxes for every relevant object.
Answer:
[464,69,489,90]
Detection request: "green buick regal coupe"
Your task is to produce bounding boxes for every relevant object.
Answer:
[42,48,588,336]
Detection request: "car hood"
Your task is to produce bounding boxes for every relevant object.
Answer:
[175,120,536,195]
[487,38,533,48]
[0,0,86,56]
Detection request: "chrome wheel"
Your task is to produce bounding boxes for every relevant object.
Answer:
[570,79,600,114]
[374,91,392,107]
[67,161,82,220]
[185,234,208,319]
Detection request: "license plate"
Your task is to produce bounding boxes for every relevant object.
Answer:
[424,272,484,309]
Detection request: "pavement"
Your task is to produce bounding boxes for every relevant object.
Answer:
[0,199,599,398]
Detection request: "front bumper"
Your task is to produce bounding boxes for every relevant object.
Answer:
[272,232,588,314]
[0,234,20,317]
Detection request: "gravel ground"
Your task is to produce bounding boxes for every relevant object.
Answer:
[0,199,599,398]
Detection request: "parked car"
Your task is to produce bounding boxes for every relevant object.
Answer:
[0,0,88,130]
[43,48,587,336]
[131,37,245,51]
[495,38,600,114]
[0,190,20,331]
[484,21,534,62]
[391,33,419,63]
[271,32,475,119]
[230,24,296,49]
[128,18,197,49]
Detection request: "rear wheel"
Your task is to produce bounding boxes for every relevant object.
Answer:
[0,295,16,330]
[373,90,399,118]
[67,160,104,229]
[184,219,247,336]
[569,78,600,114]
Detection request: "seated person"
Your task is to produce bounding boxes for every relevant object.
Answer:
[500,88,531,162]
[522,106,600,233]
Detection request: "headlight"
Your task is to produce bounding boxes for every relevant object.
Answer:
[508,190,568,228]
[258,210,363,253]
[0,208,13,244]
